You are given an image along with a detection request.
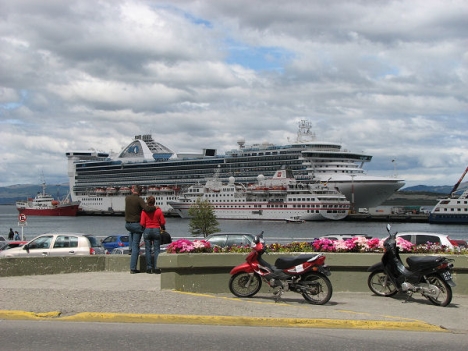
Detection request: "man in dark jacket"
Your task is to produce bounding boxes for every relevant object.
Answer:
[8,228,14,240]
[125,185,156,273]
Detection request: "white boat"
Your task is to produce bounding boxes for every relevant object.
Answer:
[168,168,350,221]
[66,120,403,215]
[429,167,468,224]
[284,216,306,223]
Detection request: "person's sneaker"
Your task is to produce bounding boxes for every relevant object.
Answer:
[153,269,161,274]
[130,270,140,274]
[146,269,153,274]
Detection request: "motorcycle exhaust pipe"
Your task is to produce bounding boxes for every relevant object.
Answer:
[401,282,415,292]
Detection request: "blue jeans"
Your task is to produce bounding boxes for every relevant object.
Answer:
[125,222,144,271]
[143,228,161,270]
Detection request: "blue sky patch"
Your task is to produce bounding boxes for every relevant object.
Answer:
[225,40,294,72]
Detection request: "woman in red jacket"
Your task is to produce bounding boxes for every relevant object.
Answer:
[140,196,166,274]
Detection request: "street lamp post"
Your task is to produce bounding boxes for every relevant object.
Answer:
[350,174,355,214]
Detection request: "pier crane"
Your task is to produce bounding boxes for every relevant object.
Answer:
[450,166,468,197]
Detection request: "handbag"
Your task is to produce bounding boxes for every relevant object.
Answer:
[160,230,172,245]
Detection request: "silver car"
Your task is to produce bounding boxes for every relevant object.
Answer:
[0,233,101,258]
[205,232,256,248]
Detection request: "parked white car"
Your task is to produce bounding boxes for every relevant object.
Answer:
[0,233,102,258]
[319,234,372,241]
[396,232,466,250]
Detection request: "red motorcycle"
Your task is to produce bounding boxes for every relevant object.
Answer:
[229,233,333,304]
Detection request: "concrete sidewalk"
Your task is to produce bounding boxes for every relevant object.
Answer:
[0,272,467,333]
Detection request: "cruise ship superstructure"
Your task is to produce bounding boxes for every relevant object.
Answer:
[66,120,404,215]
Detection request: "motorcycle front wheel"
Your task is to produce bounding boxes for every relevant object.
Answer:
[229,272,262,298]
[367,270,398,297]
[301,272,333,305]
[426,274,452,307]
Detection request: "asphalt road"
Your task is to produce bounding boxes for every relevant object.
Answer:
[2,320,468,351]
[0,272,467,335]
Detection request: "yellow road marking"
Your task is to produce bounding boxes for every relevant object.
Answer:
[0,310,445,332]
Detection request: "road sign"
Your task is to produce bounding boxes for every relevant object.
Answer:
[18,213,27,222]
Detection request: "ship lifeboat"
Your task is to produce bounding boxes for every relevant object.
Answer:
[249,186,268,194]
[95,187,106,195]
[148,186,160,193]
[120,186,131,194]
[51,200,60,206]
[159,186,172,192]
[106,187,118,195]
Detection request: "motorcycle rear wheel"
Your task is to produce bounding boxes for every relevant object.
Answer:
[301,272,333,305]
[367,270,398,297]
[426,274,452,307]
[229,272,262,298]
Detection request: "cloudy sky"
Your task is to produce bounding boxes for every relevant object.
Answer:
[0,0,467,189]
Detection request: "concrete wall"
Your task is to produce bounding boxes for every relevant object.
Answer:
[157,253,468,295]
[1,253,467,295]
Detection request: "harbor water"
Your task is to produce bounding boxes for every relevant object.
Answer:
[1,205,467,242]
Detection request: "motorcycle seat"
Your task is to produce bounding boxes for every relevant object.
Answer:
[275,255,319,269]
[406,256,445,270]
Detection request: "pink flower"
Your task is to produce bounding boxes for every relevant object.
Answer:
[396,237,414,252]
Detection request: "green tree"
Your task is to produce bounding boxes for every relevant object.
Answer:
[188,198,220,237]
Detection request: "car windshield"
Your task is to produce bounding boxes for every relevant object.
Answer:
[28,235,53,249]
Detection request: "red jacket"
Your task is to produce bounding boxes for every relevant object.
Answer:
[140,208,166,229]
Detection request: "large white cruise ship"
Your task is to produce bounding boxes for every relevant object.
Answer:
[66,120,404,215]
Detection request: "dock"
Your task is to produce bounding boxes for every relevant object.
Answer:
[345,213,429,223]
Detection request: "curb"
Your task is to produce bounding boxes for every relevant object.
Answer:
[0,310,446,332]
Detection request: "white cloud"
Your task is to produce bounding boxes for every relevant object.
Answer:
[0,0,466,188]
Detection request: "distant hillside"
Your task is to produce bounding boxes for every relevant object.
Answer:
[381,191,444,206]
[402,181,467,194]
[0,184,70,205]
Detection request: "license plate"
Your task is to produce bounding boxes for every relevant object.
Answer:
[442,271,452,281]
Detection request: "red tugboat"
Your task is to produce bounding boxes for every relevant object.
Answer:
[16,180,80,216]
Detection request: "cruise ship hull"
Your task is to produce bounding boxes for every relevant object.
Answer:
[428,213,468,224]
[168,203,347,221]
[72,176,401,215]
[322,176,404,210]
